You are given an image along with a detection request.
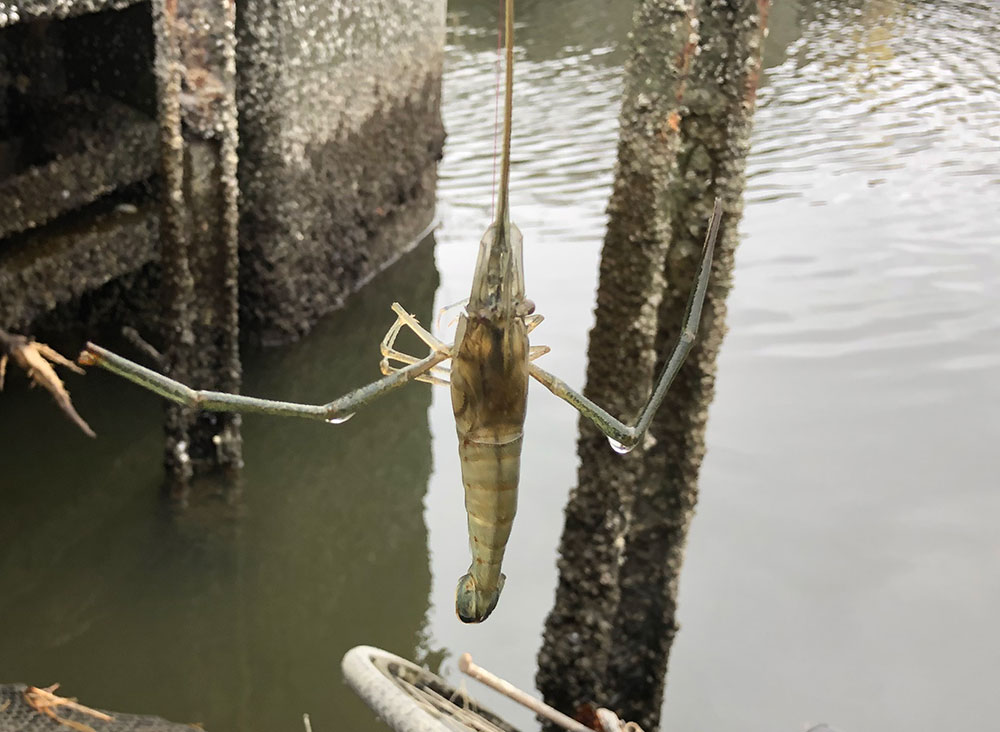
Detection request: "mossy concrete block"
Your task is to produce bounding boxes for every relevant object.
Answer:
[0,0,143,28]
[0,200,159,330]
[0,93,157,239]
[236,0,447,345]
[1,0,446,351]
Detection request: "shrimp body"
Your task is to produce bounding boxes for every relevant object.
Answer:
[451,220,531,623]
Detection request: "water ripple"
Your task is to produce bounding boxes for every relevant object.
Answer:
[737,0,1000,376]
[428,4,1000,732]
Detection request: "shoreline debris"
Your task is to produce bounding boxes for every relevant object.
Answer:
[0,328,95,437]
[23,684,113,732]
[458,653,645,732]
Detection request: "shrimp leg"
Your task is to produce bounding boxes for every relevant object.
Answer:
[529,199,722,451]
[389,303,451,353]
[79,342,449,422]
[524,313,544,333]
[380,304,454,386]
[529,345,550,360]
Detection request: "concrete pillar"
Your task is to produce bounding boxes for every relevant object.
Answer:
[235,0,447,345]
[152,0,242,489]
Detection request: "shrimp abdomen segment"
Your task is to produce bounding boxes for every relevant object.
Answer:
[461,434,522,574]
[450,314,530,622]
[455,433,522,623]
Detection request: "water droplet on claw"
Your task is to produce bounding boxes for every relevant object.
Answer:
[608,437,635,455]
[326,413,355,425]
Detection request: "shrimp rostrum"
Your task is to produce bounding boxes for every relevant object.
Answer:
[78,0,722,623]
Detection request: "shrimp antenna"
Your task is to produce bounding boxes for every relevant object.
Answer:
[495,0,514,229]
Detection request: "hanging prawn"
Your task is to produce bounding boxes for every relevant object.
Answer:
[78,0,721,623]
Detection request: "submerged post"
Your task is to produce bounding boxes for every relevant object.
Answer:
[536,0,699,718]
[538,0,770,729]
[151,0,242,489]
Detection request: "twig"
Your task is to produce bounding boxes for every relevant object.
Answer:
[122,327,166,369]
[458,654,592,732]
[594,708,645,732]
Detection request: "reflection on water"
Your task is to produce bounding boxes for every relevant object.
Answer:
[670,3,1000,731]
[429,1,1000,731]
[2,1,999,731]
[0,240,439,732]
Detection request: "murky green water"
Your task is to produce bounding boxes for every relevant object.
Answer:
[2,1,998,731]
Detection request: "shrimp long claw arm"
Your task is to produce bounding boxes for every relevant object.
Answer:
[530,199,722,451]
[78,342,449,421]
